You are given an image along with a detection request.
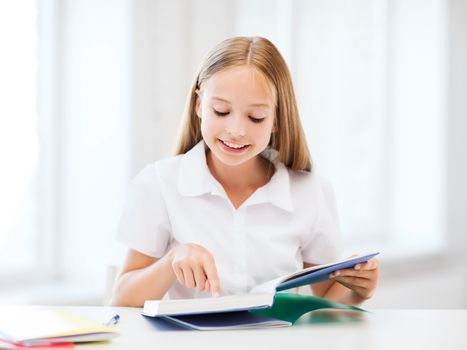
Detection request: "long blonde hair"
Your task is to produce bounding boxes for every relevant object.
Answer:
[175,36,312,172]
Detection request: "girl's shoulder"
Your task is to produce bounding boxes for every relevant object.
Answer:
[288,168,332,190]
[131,153,185,187]
[131,141,208,195]
[286,168,336,204]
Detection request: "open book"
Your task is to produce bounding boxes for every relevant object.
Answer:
[142,252,378,330]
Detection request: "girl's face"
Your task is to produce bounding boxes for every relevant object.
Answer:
[196,65,276,168]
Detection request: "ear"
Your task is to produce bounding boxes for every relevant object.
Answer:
[195,89,202,118]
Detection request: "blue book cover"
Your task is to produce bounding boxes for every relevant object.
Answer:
[161,312,291,330]
[275,252,380,291]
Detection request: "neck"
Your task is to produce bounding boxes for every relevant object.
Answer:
[206,150,274,192]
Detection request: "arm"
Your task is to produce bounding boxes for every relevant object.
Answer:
[110,248,176,307]
[304,258,379,307]
[111,243,222,307]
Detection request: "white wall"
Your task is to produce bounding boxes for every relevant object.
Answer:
[57,0,131,297]
[0,0,133,305]
[366,0,467,309]
[447,0,467,260]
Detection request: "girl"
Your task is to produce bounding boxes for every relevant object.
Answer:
[112,36,378,307]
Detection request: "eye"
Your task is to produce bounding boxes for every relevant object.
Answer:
[249,116,265,123]
[213,108,229,117]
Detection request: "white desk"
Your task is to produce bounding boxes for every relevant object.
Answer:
[5,306,467,350]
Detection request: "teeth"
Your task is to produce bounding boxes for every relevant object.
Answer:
[222,140,247,149]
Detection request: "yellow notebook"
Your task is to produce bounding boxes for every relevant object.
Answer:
[0,307,120,344]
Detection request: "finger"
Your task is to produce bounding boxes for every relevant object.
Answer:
[181,265,196,289]
[203,257,221,297]
[354,259,378,271]
[336,279,373,299]
[330,269,375,280]
[204,280,211,293]
[332,275,374,290]
[192,264,207,290]
[174,266,185,285]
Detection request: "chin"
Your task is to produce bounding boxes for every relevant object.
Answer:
[212,151,252,167]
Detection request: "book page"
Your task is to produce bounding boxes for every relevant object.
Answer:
[143,293,275,316]
[249,276,284,294]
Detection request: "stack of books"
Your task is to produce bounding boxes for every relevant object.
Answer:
[0,308,120,349]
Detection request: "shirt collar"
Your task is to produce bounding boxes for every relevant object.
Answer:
[177,140,294,212]
[178,141,217,196]
[247,147,294,213]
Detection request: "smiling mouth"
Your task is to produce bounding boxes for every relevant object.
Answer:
[219,139,250,150]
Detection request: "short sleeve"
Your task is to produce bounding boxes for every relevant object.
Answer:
[116,163,172,258]
[301,178,344,264]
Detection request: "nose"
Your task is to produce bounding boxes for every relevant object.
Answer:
[225,114,246,138]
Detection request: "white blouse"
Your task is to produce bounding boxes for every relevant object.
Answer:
[117,141,343,299]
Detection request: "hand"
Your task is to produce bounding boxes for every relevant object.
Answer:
[169,243,221,297]
[329,257,379,301]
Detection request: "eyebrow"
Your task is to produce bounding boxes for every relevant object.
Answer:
[211,96,271,108]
